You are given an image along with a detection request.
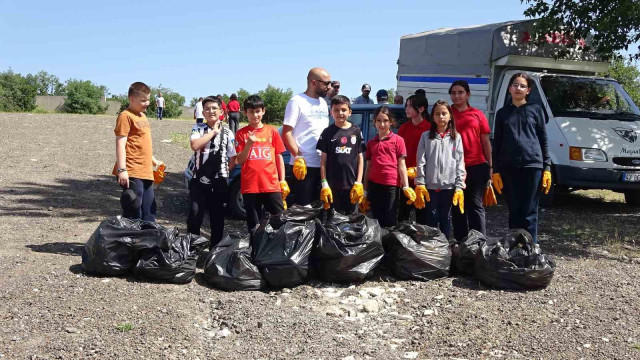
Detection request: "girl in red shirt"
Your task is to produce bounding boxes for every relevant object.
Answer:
[361,106,416,227]
[448,80,494,243]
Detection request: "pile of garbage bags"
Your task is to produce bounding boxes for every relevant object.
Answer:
[81,210,555,291]
[82,216,207,284]
[454,229,556,289]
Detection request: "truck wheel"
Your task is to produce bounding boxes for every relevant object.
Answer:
[228,180,247,219]
[624,190,640,207]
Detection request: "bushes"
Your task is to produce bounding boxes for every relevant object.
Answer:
[63,79,108,114]
[0,70,37,112]
[145,86,185,119]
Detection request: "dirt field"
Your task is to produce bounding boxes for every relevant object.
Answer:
[1,113,639,359]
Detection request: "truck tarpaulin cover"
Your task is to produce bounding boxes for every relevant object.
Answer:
[82,217,177,276]
[475,229,556,290]
[252,215,315,288]
[204,234,265,291]
[383,223,451,280]
[133,234,208,284]
[314,211,384,282]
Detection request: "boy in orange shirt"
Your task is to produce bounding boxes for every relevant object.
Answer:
[236,95,289,233]
[113,82,163,222]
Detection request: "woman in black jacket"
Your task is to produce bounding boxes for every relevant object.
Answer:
[492,73,552,243]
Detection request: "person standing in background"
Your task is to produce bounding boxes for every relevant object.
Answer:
[194,97,204,124]
[156,92,165,120]
[227,93,241,134]
[324,80,340,104]
[354,83,374,104]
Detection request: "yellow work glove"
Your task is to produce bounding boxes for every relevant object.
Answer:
[453,189,464,214]
[293,156,307,180]
[492,173,503,194]
[320,180,333,210]
[406,167,417,180]
[350,182,364,204]
[542,170,552,194]
[483,181,497,207]
[359,192,371,213]
[414,185,430,209]
[280,180,290,199]
[403,187,416,205]
[283,199,288,210]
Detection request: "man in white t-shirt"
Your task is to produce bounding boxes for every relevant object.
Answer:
[282,67,332,206]
[156,93,165,120]
[194,97,204,124]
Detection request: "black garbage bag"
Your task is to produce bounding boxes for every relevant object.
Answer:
[313,212,384,282]
[454,230,498,276]
[203,234,265,291]
[382,223,451,280]
[82,217,175,276]
[252,219,315,288]
[474,229,556,290]
[269,202,324,229]
[133,234,208,284]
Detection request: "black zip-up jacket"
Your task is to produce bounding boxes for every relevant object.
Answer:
[492,102,550,172]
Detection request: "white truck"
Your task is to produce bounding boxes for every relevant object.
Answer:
[396,20,640,206]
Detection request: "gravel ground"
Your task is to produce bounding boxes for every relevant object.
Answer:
[1,113,639,359]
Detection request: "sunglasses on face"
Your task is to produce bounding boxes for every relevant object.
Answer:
[316,80,332,86]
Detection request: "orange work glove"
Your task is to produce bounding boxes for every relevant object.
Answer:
[359,192,371,214]
[414,185,430,209]
[402,187,416,205]
[406,167,417,180]
[483,181,497,207]
[452,189,464,214]
[280,180,290,199]
[320,180,333,210]
[542,170,552,194]
[153,163,166,185]
[293,156,307,180]
[492,173,503,194]
[350,182,364,204]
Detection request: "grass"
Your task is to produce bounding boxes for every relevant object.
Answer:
[115,322,133,333]
[31,107,50,114]
[170,132,191,149]
[539,189,640,258]
[631,343,640,351]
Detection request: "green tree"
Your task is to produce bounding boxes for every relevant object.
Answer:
[26,71,64,95]
[387,88,396,102]
[257,84,293,124]
[607,58,640,105]
[522,0,640,60]
[63,79,107,114]
[146,86,185,119]
[0,69,37,112]
[189,97,199,107]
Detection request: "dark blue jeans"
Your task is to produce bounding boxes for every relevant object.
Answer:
[156,107,164,120]
[426,189,454,239]
[502,167,542,243]
[121,178,156,222]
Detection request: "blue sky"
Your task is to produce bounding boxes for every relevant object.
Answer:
[0,0,530,104]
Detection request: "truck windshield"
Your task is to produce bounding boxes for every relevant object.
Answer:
[540,76,640,120]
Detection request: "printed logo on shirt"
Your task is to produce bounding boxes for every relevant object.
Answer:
[351,135,357,145]
[335,146,352,154]
[340,136,347,145]
[249,146,272,160]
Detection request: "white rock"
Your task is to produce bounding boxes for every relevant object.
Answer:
[389,287,406,293]
[434,294,444,300]
[161,139,172,143]
[583,344,591,348]
[383,298,395,305]
[363,300,379,313]
[216,328,231,338]
[423,309,435,316]
[341,356,356,360]
[326,307,344,317]
[602,338,609,342]
[403,352,419,359]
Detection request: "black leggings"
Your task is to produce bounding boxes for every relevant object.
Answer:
[452,162,490,242]
[228,112,240,134]
[121,178,156,222]
[243,192,285,234]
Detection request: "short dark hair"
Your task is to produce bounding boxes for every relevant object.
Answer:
[373,105,396,127]
[198,97,204,101]
[415,89,426,97]
[405,94,429,119]
[202,96,221,109]
[429,100,457,140]
[331,95,351,110]
[243,95,265,110]
[449,80,471,106]
[230,93,237,100]
[128,82,150,97]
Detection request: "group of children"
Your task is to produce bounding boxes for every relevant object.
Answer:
[116,73,548,249]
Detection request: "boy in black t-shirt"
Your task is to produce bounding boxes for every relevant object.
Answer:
[316,95,366,214]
